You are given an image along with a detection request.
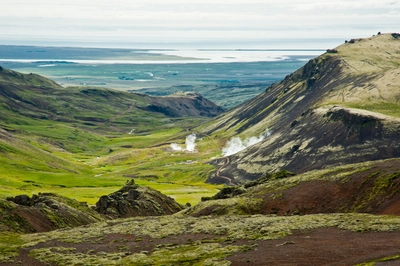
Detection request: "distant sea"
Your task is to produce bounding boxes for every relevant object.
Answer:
[0,43,334,109]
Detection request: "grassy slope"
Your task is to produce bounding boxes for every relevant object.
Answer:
[319,33,400,114]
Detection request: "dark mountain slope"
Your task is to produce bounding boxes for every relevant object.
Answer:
[141,92,225,118]
[201,33,400,183]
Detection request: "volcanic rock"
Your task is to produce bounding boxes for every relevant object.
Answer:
[94,179,184,219]
[2,193,102,233]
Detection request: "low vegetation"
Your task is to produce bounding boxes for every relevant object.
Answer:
[2,213,400,265]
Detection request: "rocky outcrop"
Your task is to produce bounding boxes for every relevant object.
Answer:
[2,193,103,233]
[94,180,184,219]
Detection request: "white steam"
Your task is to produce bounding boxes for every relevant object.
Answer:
[170,133,197,152]
[185,133,197,152]
[170,143,183,151]
[222,128,271,156]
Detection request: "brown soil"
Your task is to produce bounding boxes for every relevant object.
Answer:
[228,227,400,266]
[260,160,400,216]
[5,227,400,266]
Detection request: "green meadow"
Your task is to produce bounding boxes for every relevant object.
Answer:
[0,112,223,206]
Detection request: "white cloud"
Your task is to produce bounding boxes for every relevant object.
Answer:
[0,0,399,47]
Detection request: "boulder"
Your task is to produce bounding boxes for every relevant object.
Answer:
[94,179,184,219]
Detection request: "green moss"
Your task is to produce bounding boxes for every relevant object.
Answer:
[352,172,400,212]
[120,243,243,266]
[343,102,400,118]
[29,247,127,266]
[0,233,25,263]
[355,254,400,266]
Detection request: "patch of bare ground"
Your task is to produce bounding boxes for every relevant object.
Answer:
[261,159,400,216]
[2,232,221,266]
[228,227,400,266]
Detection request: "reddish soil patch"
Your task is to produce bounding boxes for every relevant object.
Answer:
[261,160,400,216]
[228,227,400,266]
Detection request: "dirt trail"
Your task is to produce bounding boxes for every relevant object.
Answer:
[109,102,135,128]
[216,157,234,185]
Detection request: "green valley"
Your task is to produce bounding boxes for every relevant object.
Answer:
[0,67,224,206]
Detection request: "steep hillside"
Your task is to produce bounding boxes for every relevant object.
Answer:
[201,33,400,183]
[185,158,400,217]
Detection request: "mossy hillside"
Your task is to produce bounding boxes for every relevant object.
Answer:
[0,67,61,88]
[317,34,400,116]
[0,233,25,263]
[184,159,400,216]
[0,193,104,235]
[10,213,400,265]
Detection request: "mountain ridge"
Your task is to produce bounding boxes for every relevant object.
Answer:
[202,33,400,184]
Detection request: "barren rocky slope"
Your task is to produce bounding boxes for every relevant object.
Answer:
[202,33,400,183]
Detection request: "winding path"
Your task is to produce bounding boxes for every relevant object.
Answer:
[110,102,135,128]
[216,157,234,186]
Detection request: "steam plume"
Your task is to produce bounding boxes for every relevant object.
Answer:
[170,143,183,151]
[170,133,197,152]
[185,133,197,152]
[222,128,271,156]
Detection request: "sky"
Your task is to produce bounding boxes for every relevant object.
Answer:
[1,0,399,48]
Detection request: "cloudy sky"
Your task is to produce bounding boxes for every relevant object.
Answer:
[1,0,399,48]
